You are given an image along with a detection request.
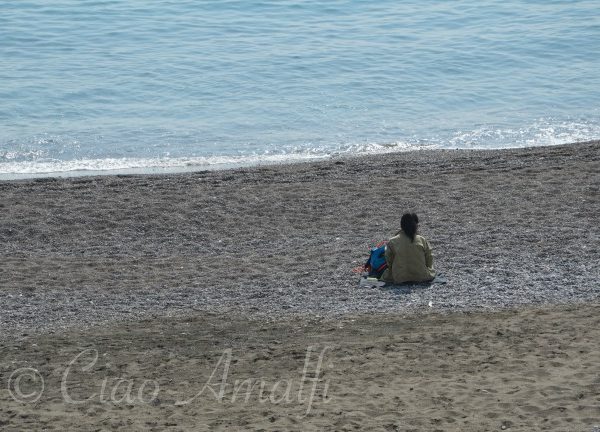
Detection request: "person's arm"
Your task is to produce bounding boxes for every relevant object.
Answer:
[384,242,395,271]
[424,238,433,269]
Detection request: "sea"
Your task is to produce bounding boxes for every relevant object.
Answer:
[1,0,599,178]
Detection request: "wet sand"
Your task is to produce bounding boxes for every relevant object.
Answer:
[1,304,599,431]
[0,141,599,430]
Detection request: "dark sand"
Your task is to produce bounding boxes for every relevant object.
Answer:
[0,141,599,430]
[1,304,599,431]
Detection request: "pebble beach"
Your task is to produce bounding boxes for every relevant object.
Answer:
[1,141,599,334]
[1,141,599,430]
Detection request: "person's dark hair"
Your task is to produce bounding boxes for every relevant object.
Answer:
[400,212,419,242]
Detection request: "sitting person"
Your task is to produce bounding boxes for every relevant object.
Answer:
[381,213,436,284]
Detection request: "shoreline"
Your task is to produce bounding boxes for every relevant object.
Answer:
[0,153,331,182]
[0,140,599,338]
[0,140,596,182]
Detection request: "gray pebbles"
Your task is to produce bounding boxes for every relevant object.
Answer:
[1,141,599,338]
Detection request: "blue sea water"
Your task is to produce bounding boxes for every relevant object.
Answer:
[1,0,599,177]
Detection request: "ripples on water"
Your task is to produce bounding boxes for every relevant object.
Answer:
[1,0,599,175]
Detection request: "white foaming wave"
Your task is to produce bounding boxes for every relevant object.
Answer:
[337,140,438,154]
[0,141,436,178]
[447,118,600,149]
[0,118,597,178]
[0,153,323,177]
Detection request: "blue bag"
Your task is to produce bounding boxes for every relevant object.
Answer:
[365,241,388,278]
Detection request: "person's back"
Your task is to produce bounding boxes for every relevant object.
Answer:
[382,213,436,284]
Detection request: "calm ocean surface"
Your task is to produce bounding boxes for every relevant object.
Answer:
[1,0,599,177]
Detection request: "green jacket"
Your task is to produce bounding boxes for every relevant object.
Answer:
[382,231,436,283]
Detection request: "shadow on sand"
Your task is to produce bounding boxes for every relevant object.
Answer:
[359,274,447,294]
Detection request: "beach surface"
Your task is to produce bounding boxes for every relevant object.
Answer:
[1,304,599,431]
[0,141,599,430]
